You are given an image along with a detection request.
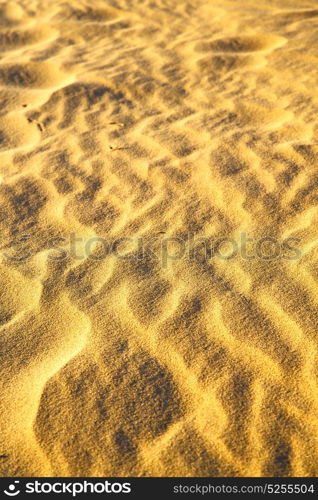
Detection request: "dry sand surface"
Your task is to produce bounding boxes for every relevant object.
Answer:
[0,0,318,478]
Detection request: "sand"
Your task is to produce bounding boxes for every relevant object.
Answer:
[0,0,318,478]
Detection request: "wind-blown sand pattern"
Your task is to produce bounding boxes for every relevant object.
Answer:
[0,0,318,477]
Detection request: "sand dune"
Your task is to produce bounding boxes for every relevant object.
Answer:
[0,0,318,477]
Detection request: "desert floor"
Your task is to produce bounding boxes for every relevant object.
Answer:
[0,0,318,477]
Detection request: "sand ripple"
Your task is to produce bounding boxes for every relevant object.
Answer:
[0,0,318,477]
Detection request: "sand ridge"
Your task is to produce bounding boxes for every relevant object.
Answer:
[0,0,318,477]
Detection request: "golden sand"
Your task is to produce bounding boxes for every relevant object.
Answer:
[0,0,318,477]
